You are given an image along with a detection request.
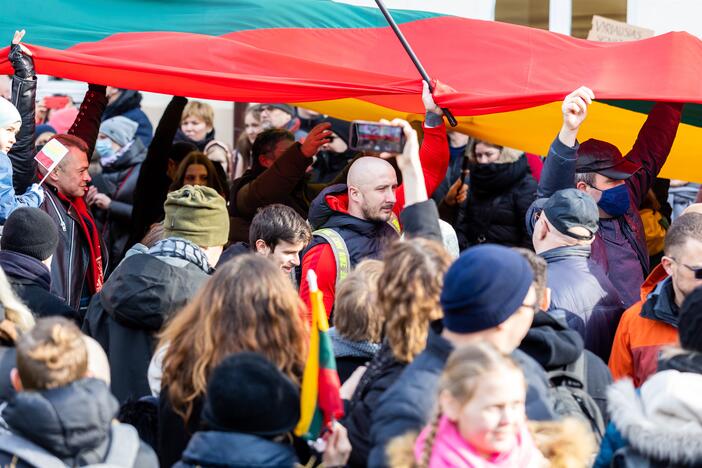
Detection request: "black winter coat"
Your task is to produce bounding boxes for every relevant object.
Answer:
[174,431,298,468]
[158,388,204,468]
[0,251,78,323]
[82,252,209,403]
[518,311,613,421]
[92,139,146,267]
[456,156,537,249]
[342,342,407,468]
[0,378,157,468]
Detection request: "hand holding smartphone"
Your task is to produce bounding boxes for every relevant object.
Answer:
[349,120,406,154]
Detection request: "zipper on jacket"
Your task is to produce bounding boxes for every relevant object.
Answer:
[47,195,67,232]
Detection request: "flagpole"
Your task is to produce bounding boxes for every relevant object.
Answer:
[373,0,458,127]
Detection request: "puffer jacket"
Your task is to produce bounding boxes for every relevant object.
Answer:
[541,244,625,363]
[608,264,678,387]
[595,370,702,468]
[0,378,157,467]
[538,103,683,308]
[91,138,146,267]
[174,431,298,468]
[456,150,537,249]
[39,84,109,312]
[82,252,209,403]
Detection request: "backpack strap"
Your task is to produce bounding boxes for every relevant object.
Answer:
[0,432,67,468]
[547,353,586,390]
[101,423,140,467]
[312,228,351,285]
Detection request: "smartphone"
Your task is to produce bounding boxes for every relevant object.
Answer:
[43,95,70,110]
[349,121,405,154]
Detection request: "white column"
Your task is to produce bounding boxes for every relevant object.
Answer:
[549,0,572,35]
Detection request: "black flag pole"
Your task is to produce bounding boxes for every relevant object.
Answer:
[374,0,458,127]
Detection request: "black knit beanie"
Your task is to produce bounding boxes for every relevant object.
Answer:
[679,286,702,353]
[1,208,59,261]
[201,352,300,437]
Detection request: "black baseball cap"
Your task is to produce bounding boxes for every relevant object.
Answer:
[542,189,599,240]
[576,138,641,180]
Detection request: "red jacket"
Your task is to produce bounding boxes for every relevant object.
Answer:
[299,121,449,320]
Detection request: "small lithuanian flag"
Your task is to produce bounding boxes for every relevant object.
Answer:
[294,270,344,440]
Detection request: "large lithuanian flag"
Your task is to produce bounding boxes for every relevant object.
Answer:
[4,1,702,181]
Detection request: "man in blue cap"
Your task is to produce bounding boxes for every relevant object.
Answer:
[366,244,555,467]
[539,86,683,308]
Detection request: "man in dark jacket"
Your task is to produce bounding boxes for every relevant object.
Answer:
[530,188,625,362]
[516,247,613,421]
[87,115,146,268]
[83,185,229,403]
[259,103,307,140]
[539,86,683,307]
[103,87,153,147]
[0,317,157,467]
[0,208,77,322]
[228,122,333,242]
[366,244,555,467]
[39,85,109,315]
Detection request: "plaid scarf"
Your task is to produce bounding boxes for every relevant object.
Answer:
[148,237,213,274]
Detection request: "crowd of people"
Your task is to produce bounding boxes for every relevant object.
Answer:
[0,29,701,467]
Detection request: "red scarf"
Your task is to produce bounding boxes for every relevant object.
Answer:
[57,192,104,294]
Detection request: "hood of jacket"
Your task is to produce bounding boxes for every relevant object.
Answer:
[3,378,117,462]
[469,155,530,195]
[103,90,142,119]
[608,370,702,464]
[0,250,51,291]
[308,183,388,234]
[518,312,584,370]
[98,252,208,331]
[640,272,678,328]
[102,137,146,173]
[658,348,702,374]
[178,431,297,467]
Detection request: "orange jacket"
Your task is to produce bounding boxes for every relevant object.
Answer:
[608,264,679,387]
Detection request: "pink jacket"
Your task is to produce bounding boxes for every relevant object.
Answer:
[414,415,545,468]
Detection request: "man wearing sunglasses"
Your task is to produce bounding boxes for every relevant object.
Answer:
[539,86,683,309]
[609,212,702,387]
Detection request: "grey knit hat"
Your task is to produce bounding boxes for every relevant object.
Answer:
[99,116,138,147]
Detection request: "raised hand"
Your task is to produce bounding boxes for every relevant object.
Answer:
[9,29,35,80]
[378,118,419,171]
[559,86,595,147]
[421,80,442,115]
[301,122,332,158]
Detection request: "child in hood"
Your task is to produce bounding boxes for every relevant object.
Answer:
[0,97,43,224]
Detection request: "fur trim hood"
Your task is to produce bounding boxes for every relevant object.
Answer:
[467,139,523,164]
[607,370,702,464]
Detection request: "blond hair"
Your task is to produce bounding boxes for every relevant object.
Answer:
[0,267,34,332]
[181,101,214,128]
[334,259,384,342]
[16,317,87,391]
[381,239,451,363]
[420,343,524,468]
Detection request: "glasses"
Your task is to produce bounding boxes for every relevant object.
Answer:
[668,257,702,279]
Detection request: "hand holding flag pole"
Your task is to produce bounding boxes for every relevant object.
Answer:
[373,0,458,127]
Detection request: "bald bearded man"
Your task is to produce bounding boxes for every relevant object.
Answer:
[299,87,448,319]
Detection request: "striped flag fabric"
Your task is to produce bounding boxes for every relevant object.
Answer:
[295,269,344,441]
[35,138,69,185]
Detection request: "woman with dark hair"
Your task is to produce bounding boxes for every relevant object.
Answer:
[169,151,228,199]
[454,139,537,250]
[155,254,308,467]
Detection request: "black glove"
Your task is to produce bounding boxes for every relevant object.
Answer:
[8,42,35,80]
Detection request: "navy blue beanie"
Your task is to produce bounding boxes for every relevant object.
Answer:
[440,244,534,333]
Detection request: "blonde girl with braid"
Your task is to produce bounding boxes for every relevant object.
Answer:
[413,343,547,468]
